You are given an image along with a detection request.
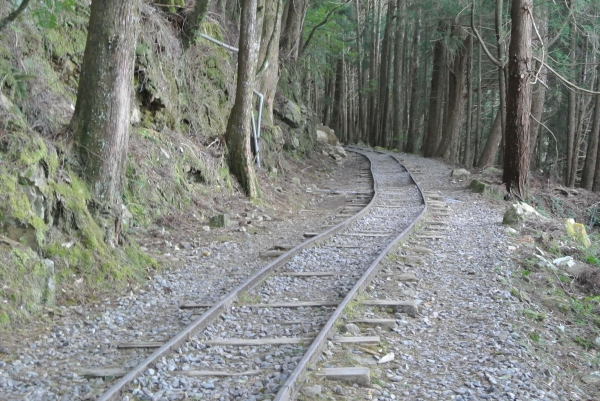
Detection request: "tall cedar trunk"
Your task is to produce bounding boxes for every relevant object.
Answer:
[462,34,473,165]
[355,0,366,141]
[477,108,502,167]
[496,0,507,151]
[405,8,421,154]
[393,0,406,150]
[368,0,383,146]
[256,0,283,125]
[528,0,547,168]
[279,0,306,62]
[571,38,593,187]
[376,0,394,147]
[436,28,469,162]
[70,0,139,245]
[474,13,482,166]
[503,0,533,198]
[583,70,600,190]
[225,0,259,197]
[421,22,446,157]
[332,58,345,140]
[565,13,577,186]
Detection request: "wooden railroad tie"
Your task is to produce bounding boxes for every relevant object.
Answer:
[332,335,380,345]
[346,318,397,328]
[280,271,343,277]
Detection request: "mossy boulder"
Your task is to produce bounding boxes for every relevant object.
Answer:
[275,98,304,128]
[503,202,545,225]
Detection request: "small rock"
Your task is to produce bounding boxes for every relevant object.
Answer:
[451,169,470,178]
[209,214,230,228]
[291,177,301,186]
[378,352,394,364]
[202,226,210,232]
[343,323,361,335]
[581,371,600,384]
[302,385,321,397]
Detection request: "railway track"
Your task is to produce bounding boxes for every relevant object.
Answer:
[90,148,429,401]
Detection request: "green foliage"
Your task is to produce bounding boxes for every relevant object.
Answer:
[32,0,76,29]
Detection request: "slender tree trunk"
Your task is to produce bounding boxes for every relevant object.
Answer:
[474,27,482,166]
[332,58,345,140]
[405,7,421,154]
[528,0,547,168]
[462,34,474,166]
[422,22,446,157]
[496,0,507,161]
[355,0,366,142]
[437,28,469,162]
[225,0,260,197]
[477,107,503,168]
[393,0,406,150]
[279,0,307,62]
[376,0,394,147]
[70,0,139,245]
[583,71,600,190]
[183,0,210,48]
[503,0,533,198]
[565,11,578,186]
[256,0,283,126]
[368,0,383,145]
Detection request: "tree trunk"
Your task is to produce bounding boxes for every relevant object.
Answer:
[421,22,446,157]
[565,11,577,186]
[376,0,394,147]
[583,72,600,190]
[473,13,482,166]
[332,58,345,140]
[496,0,507,150]
[462,34,474,166]
[279,0,307,62]
[368,0,383,146]
[393,0,406,150]
[355,0,366,142]
[225,0,260,198]
[436,28,469,162]
[405,7,421,154]
[528,0,547,169]
[503,0,533,198]
[256,0,283,126]
[477,107,503,168]
[70,0,139,245]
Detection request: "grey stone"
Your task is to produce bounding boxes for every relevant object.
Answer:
[451,169,470,178]
[209,214,230,228]
[42,259,56,305]
[502,202,543,225]
[343,323,361,335]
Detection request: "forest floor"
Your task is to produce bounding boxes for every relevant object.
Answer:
[1,149,600,400]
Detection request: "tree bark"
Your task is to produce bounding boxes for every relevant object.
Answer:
[225,0,260,197]
[565,8,577,186]
[503,0,533,198]
[70,0,139,245]
[405,7,421,154]
[355,0,366,142]
[332,58,345,140]
[462,34,474,166]
[477,107,502,167]
[528,0,548,168]
[421,22,446,157]
[496,0,507,151]
[393,0,406,150]
[375,0,394,147]
[368,0,383,146]
[279,0,307,62]
[256,0,283,126]
[583,70,600,190]
[436,27,469,162]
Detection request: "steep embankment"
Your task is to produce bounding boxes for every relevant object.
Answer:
[0,1,320,328]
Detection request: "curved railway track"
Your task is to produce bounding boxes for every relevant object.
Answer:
[94,148,429,401]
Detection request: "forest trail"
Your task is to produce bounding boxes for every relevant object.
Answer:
[1,152,598,400]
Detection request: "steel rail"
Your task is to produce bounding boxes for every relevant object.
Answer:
[273,148,428,400]
[98,153,377,401]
